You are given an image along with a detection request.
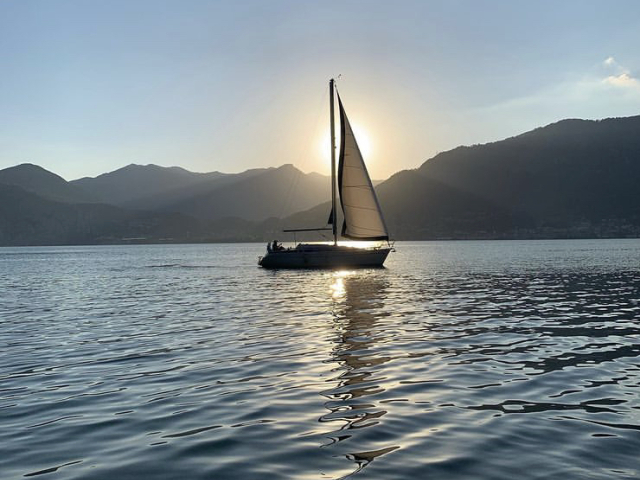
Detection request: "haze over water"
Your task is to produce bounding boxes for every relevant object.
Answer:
[2,240,640,479]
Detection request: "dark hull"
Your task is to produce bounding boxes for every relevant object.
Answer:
[258,244,391,269]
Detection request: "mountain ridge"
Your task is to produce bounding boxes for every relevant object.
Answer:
[70,163,226,205]
[0,163,99,204]
[417,115,640,229]
[2,113,640,245]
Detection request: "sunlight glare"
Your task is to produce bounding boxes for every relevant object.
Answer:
[338,240,378,248]
[320,123,372,164]
[330,277,345,299]
[330,270,355,299]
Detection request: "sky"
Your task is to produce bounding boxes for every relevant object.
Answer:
[1,0,640,181]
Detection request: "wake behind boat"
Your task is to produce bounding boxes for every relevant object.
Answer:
[259,79,393,269]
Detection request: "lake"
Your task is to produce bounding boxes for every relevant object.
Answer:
[1,240,640,479]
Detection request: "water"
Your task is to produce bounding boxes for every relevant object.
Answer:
[1,240,640,479]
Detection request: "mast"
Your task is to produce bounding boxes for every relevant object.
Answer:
[330,78,337,245]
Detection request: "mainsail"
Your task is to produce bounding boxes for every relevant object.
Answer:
[337,94,389,240]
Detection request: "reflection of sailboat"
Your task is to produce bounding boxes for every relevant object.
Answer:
[258,79,393,269]
[320,272,399,473]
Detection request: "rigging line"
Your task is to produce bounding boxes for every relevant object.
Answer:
[276,86,329,222]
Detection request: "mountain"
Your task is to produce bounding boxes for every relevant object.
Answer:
[278,115,640,240]
[71,164,224,205]
[0,182,205,245]
[71,163,330,223]
[375,170,525,239]
[276,170,522,242]
[0,182,265,245]
[0,164,270,245]
[161,164,329,221]
[120,166,271,211]
[4,113,640,245]
[0,162,329,245]
[416,116,640,234]
[0,163,98,203]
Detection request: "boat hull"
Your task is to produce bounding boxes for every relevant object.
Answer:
[258,244,391,269]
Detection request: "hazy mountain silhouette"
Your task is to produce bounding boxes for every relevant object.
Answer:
[120,167,270,211]
[376,170,526,238]
[0,182,265,245]
[0,164,98,203]
[71,163,329,222]
[161,164,328,221]
[3,114,640,245]
[276,115,640,240]
[275,170,522,242]
[71,164,224,205]
[417,116,640,231]
[0,163,327,245]
[0,182,209,245]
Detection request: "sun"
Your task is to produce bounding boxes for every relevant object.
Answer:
[320,122,372,165]
[351,123,372,159]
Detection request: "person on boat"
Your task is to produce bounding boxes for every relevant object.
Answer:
[271,240,284,252]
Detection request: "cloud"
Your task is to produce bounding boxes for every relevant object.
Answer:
[604,72,640,89]
[601,56,640,90]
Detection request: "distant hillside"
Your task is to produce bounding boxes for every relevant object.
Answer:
[376,170,526,239]
[276,170,524,242]
[0,164,98,203]
[278,115,640,240]
[121,167,270,211]
[0,185,206,245]
[71,163,330,222]
[418,116,640,230]
[71,164,224,205]
[3,113,640,245]
[0,163,330,245]
[155,164,329,221]
[0,182,264,246]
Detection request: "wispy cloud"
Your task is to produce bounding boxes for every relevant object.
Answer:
[602,56,640,90]
[604,72,640,89]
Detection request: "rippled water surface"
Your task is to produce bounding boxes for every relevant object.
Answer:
[2,240,640,479]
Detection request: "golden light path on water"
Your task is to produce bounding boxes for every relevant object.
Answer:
[329,270,351,299]
[263,266,397,479]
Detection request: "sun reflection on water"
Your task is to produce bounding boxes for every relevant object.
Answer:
[329,270,355,299]
[321,270,399,476]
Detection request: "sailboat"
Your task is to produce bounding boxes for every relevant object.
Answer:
[258,79,393,269]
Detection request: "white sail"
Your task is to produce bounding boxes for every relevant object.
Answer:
[337,95,389,240]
